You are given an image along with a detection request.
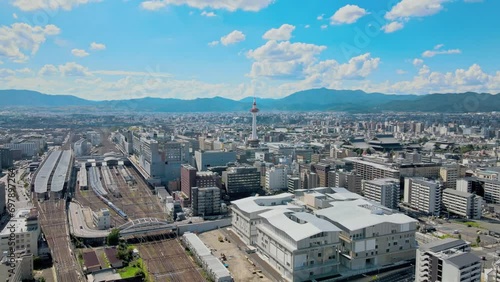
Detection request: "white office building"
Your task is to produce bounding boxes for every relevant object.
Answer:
[231,193,303,245]
[256,210,341,282]
[265,166,288,193]
[315,199,418,270]
[195,150,237,171]
[404,178,442,216]
[484,179,500,204]
[0,209,40,256]
[362,178,400,209]
[92,208,111,230]
[416,238,481,282]
[442,189,482,219]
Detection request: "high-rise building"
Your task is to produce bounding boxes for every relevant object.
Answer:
[329,171,363,194]
[265,166,287,193]
[192,187,221,217]
[362,178,400,209]
[0,148,13,169]
[180,164,197,200]
[287,176,301,193]
[0,208,40,255]
[247,98,260,148]
[222,166,261,196]
[416,239,481,282]
[483,179,500,204]
[404,178,442,216]
[194,150,237,171]
[440,165,463,190]
[442,189,482,219]
[314,163,331,187]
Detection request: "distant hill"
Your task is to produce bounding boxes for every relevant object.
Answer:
[0,88,498,113]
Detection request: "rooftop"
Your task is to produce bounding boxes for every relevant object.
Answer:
[231,193,302,215]
[443,188,475,198]
[420,238,467,253]
[315,199,416,232]
[34,150,62,193]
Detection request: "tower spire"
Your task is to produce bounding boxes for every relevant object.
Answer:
[248,97,260,148]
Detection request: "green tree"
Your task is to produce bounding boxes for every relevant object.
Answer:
[107,228,120,246]
[476,235,481,245]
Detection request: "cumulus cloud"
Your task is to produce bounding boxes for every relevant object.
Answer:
[39,64,58,76]
[12,0,102,11]
[220,30,245,46]
[385,0,447,21]
[381,22,404,33]
[208,40,219,47]
[422,45,461,57]
[397,69,407,75]
[71,49,89,57]
[140,0,273,12]
[201,11,216,17]
[262,24,295,41]
[330,4,368,25]
[58,62,91,76]
[0,23,61,63]
[90,42,106,50]
[413,58,424,66]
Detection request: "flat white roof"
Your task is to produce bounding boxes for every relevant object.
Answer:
[51,150,72,192]
[34,150,62,193]
[315,199,417,232]
[326,187,364,201]
[0,209,33,235]
[231,193,302,214]
[259,210,340,242]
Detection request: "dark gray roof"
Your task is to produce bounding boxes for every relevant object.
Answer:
[421,238,466,252]
[447,252,480,268]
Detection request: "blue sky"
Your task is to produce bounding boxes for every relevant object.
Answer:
[0,0,499,100]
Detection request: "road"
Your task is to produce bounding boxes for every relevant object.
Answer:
[68,202,109,238]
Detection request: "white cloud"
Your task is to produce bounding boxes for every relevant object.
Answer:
[413,58,424,66]
[385,0,447,21]
[39,64,58,76]
[320,25,328,30]
[12,13,18,19]
[247,40,326,79]
[317,14,324,21]
[304,25,310,29]
[304,53,380,81]
[397,69,407,75]
[262,24,295,41]
[434,44,444,50]
[422,48,461,58]
[58,62,91,76]
[12,0,102,11]
[140,0,273,12]
[330,4,368,25]
[208,40,219,47]
[220,30,245,46]
[0,23,61,63]
[71,49,89,57]
[90,42,106,50]
[381,21,404,33]
[92,70,172,77]
[201,10,216,17]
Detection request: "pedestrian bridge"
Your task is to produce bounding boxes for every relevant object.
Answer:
[117,218,177,236]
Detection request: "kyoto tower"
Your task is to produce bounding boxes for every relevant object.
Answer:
[247,97,260,148]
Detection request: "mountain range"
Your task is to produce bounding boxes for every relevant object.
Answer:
[0,89,499,113]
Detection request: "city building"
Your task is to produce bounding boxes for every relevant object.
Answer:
[231,193,303,245]
[368,134,403,152]
[195,150,237,172]
[404,178,442,216]
[180,164,197,201]
[0,208,40,256]
[415,238,481,282]
[440,165,463,190]
[192,187,221,217]
[313,163,331,187]
[92,208,111,230]
[74,138,91,157]
[483,179,500,204]
[222,166,261,197]
[344,157,400,181]
[0,183,5,215]
[256,210,341,281]
[315,199,418,270]
[0,148,13,169]
[362,178,400,209]
[265,165,287,193]
[329,171,363,194]
[442,189,482,219]
[0,254,33,282]
[5,142,37,157]
[287,176,301,194]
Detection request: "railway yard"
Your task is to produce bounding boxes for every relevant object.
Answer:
[136,234,206,282]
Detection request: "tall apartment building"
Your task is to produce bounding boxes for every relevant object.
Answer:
[0,148,13,169]
[265,166,287,193]
[301,170,319,190]
[0,208,40,256]
[362,178,400,209]
[404,178,442,216]
[181,164,197,200]
[483,179,500,204]
[316,199,418,270]
[191,187,221,217]
[222,166,261,196]
[344,157,400,181]
[256,210,341,281]
[287,176,301,193]
[416,238,481,282]
[195,150,237,171]
[313,163,331,187]
[442,189,482,219]
[329,171,363,194]
[440,166,463,190]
